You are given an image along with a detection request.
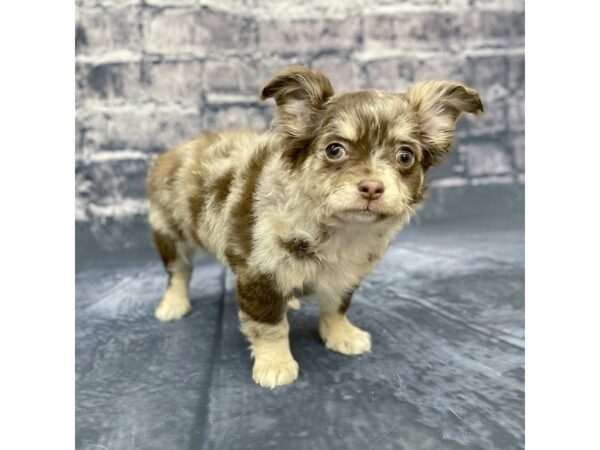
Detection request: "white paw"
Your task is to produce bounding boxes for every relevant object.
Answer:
[320,318,371,356]
[287,297,301,311]
[155,297,192,321]
[252,356,299,389]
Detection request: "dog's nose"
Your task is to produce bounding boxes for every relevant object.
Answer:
[357,180,384,200]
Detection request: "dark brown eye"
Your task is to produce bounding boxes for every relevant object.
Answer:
[325,143,347,161]
[396,146,415,168]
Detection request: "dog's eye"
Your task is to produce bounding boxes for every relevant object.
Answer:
[325,143,347,161]
[396,146,415,168]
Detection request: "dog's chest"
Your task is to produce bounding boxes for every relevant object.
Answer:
[323,229,386,268]
[281,227,389,295]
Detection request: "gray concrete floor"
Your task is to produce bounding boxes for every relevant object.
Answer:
[76,185,524,450]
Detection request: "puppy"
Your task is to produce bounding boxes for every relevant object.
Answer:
[146,66,483,388]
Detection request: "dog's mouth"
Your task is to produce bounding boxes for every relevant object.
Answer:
[336,206,387,223]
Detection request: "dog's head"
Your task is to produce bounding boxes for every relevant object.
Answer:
[261,66,483,225]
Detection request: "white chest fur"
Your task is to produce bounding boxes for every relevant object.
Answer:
[251,210,405,300]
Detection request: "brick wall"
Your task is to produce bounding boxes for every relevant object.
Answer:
[75,0,524,251]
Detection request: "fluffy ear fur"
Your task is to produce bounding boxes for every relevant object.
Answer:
[261,66,334,140]
[405,81,483,167]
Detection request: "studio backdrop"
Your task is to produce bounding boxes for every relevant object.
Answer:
[75,0,524,254]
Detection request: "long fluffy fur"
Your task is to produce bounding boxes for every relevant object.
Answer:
[146,66,482,388]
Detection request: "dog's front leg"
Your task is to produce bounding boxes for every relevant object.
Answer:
[237,270,299,388]
[317,287,371,355]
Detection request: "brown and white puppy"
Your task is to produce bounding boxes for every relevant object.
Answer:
[146,66,483,388]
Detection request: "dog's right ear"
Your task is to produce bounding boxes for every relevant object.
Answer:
[261,66,334,139]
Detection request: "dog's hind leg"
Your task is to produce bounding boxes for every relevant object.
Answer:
[153,231,195,321]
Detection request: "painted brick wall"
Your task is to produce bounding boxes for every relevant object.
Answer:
[75,0,524,251]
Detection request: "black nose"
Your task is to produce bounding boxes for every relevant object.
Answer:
[357,180,384,200]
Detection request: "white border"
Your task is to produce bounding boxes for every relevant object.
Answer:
[527,1,600,448]
[0,2,74,449]
[3,1,600,448]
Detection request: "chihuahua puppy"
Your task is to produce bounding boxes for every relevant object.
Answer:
[146,66,482,388]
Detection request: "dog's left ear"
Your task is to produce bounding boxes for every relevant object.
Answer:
[261,66,334,139]
[405,81,483,167]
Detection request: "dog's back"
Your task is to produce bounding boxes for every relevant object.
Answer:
[147,129,272,266]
